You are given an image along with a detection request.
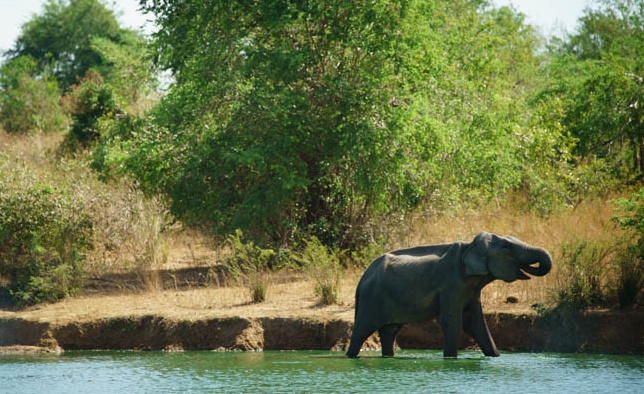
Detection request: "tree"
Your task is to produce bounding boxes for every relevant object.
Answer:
[0,55,67,134]
[5,0,141,91]
[61,70,119,148]
[136,0,437,246]
[546,0,644,175]
[90,30,155,107]
[423,1,545,196]
[127,0,554,246]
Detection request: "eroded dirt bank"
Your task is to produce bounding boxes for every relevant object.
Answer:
[1,310,642,354]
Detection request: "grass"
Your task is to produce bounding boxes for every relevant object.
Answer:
[0,197,628,323]
[63,197,623,314]
[0,131,171,303]
[0,129,634,315]
[300,237,342,305]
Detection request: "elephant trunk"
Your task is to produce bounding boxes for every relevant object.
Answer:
[519,247,552,277]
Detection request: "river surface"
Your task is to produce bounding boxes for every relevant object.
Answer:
[1,350,642,393]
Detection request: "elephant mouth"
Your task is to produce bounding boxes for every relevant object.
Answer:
[515,262,542,280]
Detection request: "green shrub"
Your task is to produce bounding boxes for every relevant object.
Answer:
[0,55,68,134]
[349,242,384,268]
[61,70,119,150]
[614,246,643,307]
[223,230,275,303]
[299,237,342,306]
[553,240,613,310]
[0,182,93,306]
[612,189,644,307]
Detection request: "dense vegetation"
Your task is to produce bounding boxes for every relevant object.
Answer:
[0,0,641,308]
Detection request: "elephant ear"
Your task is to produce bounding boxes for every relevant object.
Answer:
[462,232,490,276]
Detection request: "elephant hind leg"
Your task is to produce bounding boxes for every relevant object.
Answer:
[379,324,403,357]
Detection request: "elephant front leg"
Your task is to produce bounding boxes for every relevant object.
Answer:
[463,300,500,357]
[439,310,462,358]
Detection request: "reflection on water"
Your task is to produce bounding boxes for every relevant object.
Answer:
[1,350,642,393]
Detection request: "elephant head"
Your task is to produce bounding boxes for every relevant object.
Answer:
[463,232,552,282]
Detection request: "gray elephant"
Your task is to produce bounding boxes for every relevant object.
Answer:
[346,231,552,358]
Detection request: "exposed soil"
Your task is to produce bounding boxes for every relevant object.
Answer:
[1,269,642,355]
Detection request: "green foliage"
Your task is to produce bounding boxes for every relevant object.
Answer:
[62,70,119,149]
[611,188,644,306]
[298,237,342,305]
[223,230,277,303]
[90,113,147,179]
[416,1,546,202]
[0,55,68,134]
[544,0,644,176]
[553,240,614,310]
[613,245,644,307]
[6,0,133,91]
[138,0,422,247]
[122,0,558,248]
[613,187,644,234]
[0,159,93,306]
[349,242,385,268]
[90,32,155,107]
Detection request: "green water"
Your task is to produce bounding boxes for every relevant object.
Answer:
[0,350,642,393]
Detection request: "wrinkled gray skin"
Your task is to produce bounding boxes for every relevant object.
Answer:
[346,231,552,358]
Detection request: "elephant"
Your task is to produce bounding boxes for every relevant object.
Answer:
[346,231,552,358]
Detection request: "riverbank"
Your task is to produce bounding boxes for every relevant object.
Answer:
[1,310,642,355]
[1,274,642,355]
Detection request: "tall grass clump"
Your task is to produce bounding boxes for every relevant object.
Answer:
[125,193,168,291]
[79,178,169,279]
[223,230,275,303]
[553,240,614,310]
[299,237,342,305]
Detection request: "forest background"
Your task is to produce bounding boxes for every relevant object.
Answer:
[0,0,642,313]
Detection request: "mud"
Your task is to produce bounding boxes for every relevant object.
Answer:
[1,310,642,354]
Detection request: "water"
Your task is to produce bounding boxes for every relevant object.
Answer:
[0,350,642,394]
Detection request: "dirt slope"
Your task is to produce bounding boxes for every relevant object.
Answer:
[1,275,642,355]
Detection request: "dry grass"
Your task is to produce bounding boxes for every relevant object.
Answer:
[0,129,627,321]
[0,130,64,161]
[3,271,362,324]
[2,198,624,324]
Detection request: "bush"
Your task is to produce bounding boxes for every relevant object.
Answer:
[299,237,342,306]
[614,246,643,307]
[0,55,68,134]
[612,189,644,307]
[553,240,613,310]
[0,181,93,306]
[349,242,384,268]
[61,70,119,150]
[223,230,276,303]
